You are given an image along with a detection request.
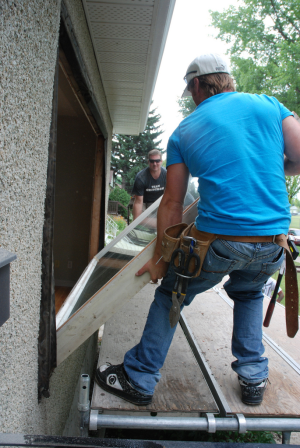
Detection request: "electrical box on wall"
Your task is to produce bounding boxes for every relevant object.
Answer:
[0,248,17,327]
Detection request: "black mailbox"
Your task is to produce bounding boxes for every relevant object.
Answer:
[0,248,17,327]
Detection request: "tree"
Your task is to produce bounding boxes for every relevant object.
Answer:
[285,176,300,204]
[210,0,300,113]
[177,96,196,119]
[109,186,131,219]
[111,106,164,192]
[210,0,300,202]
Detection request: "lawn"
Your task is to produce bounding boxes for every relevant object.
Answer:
[290,215,300,229]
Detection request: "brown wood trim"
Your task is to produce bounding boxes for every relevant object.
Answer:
[38,51,59,401]
[59,48,102,137]
[89,135,105,260]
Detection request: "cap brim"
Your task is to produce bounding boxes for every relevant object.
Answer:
[181,85,192,98]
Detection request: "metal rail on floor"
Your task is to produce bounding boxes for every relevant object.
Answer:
[85,286,300,444]
[179,313,231,417]
[90,410,300,434]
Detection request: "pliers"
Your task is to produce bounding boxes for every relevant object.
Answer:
[169,240,200,328]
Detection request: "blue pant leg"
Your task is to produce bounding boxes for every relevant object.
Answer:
[124,268,178,395]
[224,270,268,382]
[224,243,284,382]
[124,252,230,395]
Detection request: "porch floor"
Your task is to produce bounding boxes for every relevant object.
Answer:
[91,281,300,418]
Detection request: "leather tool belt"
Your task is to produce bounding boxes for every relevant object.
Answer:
[161,222,299,338]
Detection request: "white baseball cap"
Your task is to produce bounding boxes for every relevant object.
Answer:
[182,53,230,97]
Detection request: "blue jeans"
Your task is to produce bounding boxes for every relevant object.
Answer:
[124,239,284,395]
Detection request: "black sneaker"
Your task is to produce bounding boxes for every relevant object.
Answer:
[95,363,153,406]
[238,376,268,405]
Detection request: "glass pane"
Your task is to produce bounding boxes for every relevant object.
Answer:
[56,178,199,329]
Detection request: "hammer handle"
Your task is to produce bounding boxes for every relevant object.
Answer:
[263,273,283,327]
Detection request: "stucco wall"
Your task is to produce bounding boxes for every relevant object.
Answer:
[0,0,112,435]
[0,0,62,434]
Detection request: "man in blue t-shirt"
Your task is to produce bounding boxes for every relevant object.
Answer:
[96,53,300,407]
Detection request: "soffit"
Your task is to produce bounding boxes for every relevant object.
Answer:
[82,0,175,135]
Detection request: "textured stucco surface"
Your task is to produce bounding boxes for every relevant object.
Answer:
[0,0,109,435]
[0,0,62,433]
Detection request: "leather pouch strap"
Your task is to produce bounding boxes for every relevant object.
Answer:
[162,225,299,337]
[161,222,188,262]
[179,225,217,277]
[274,234,299,338]
[219,233,298,338]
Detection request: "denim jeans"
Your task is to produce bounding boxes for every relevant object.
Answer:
[124,239,284,395]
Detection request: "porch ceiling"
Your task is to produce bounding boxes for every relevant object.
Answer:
[82,0,175,135]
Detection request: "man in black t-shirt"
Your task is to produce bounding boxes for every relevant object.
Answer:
[132,150,167,220]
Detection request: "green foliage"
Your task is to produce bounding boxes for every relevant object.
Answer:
[111,105,164,192]
[207,430,277,444]
[210,0,300,113]
[105,427,277,444]
[109,187,131,219]
[210,1,300,201]
[112,215,127,234]
[286,175,300,203]
[177,96,197,118]
[291,196,300,207]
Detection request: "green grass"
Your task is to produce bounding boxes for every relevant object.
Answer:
[290,215,300,229]
[104,428,278,444]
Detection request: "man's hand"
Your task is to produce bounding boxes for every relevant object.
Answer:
[277,290,284,303]
[136,163,189,283]
[135,255,169,283]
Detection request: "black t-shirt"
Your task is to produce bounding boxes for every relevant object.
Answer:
[132,167,167,203]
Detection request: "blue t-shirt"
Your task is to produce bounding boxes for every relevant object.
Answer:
[167,92,292,235]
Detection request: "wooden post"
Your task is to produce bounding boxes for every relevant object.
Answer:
[89,135,105,260]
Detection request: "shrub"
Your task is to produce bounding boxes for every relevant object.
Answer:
[113,215,127,234]
[109,187,131,219]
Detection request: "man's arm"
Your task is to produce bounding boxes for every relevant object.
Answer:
[132,195,143,220]
[283,115,300,175]
[136,163,190,281]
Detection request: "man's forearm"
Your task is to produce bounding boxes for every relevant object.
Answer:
[133,201,143,220]
[153,194,183,259]
[284,156,300,175]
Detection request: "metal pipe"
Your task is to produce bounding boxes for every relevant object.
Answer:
[78,374,90,437]
[90,413,300,433]
[282,431,291,444]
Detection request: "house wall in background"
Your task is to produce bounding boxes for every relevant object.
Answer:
[1,0,112,435]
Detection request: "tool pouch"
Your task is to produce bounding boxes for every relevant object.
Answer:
[178,224,217,277]
[161,222,217,278]
[161,223,189,262]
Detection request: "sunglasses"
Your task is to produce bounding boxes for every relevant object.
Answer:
[149,159,161,163]
[184,70,197,84]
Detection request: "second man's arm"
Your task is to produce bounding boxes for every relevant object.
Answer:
[136,163,190,282]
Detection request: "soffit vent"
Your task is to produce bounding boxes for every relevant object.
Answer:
[82,0,175,135]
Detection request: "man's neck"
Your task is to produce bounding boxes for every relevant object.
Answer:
[149,167,161,180]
